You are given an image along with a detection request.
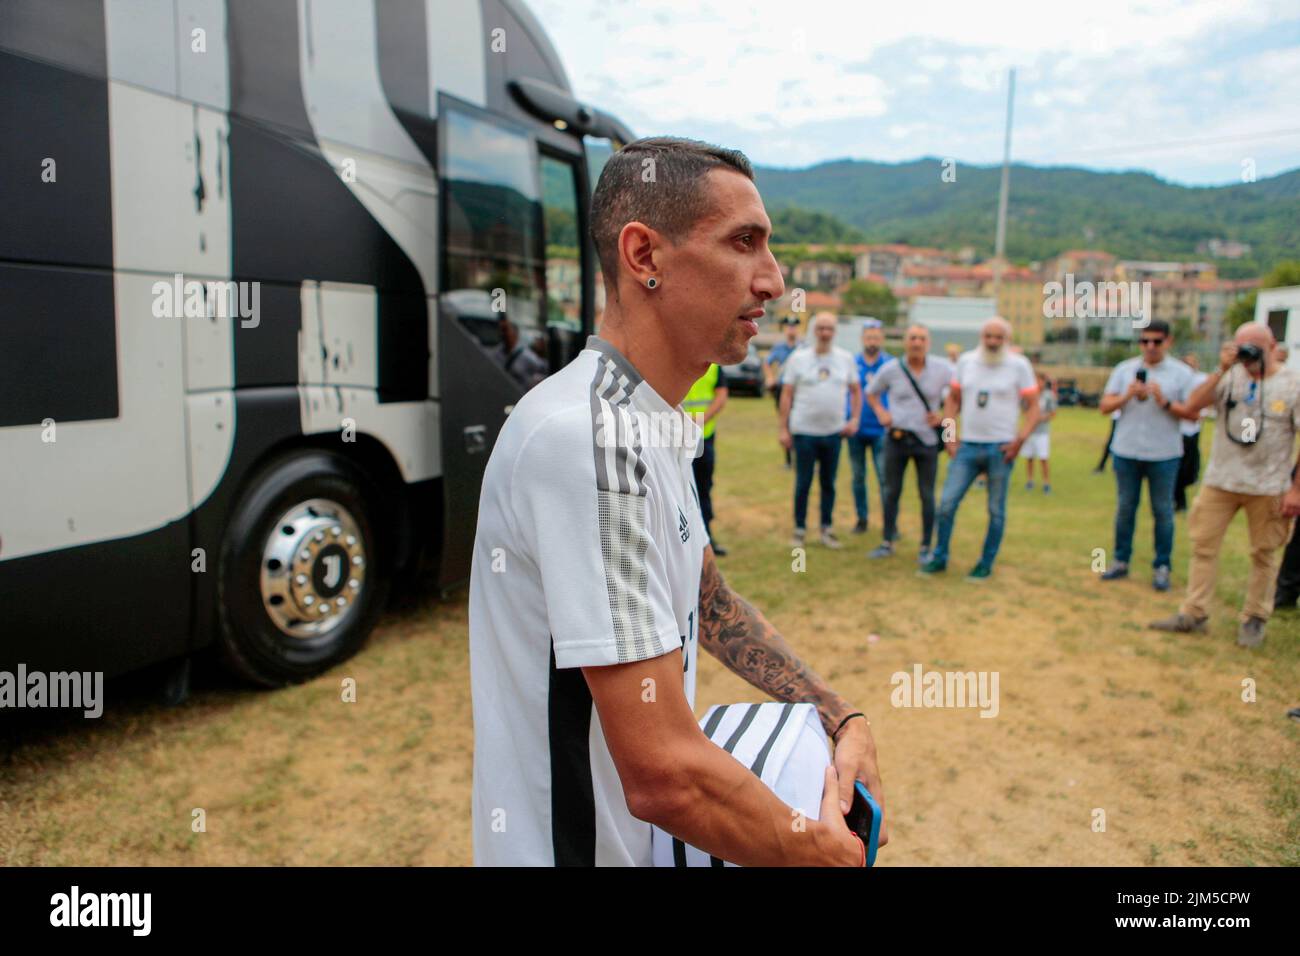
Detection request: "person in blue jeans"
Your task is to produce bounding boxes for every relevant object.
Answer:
[780,313,860,548]
[933,442,1015,572]
[922,318,1041,579]
[847,319,893,534]
[1097,321,1198,590]
[765,317,803,468]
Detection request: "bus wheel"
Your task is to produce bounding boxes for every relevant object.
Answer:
[217,451,389,686]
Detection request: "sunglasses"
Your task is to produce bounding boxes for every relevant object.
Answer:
[1139,337,1166,345]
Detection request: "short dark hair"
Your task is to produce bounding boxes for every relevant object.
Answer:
[589,136,754,295]
[1143,320,1172,338]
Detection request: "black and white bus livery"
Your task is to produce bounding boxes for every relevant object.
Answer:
[0,0,631,686]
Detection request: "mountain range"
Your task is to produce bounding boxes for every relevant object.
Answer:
[751,158,1300,278]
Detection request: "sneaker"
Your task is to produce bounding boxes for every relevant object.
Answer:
[917,546,932,565]
[1237,616,1267,648]
[918,558,947,575]
[852,518,868,535]
[790,528,806,548]
[867,542,894,559]
[820,528,842,549]
[1148,612,1208,633]
[711,541,729,557]
[1287,705,1300,723]
[966,562,992,580]
[1100,562,1129,581]
[1043,484,1051,494]
[1152,565,1171,591]
[1025,480,1034,490]
[1274,590,1299,610]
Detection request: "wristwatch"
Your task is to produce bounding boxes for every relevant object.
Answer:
[1162,397,1173,411]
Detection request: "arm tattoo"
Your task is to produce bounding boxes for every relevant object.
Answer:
[697,551,853,735]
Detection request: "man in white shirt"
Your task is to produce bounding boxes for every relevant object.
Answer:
[469,137,886,866]
[1097,321,1199,591]
[778,312,861,549]
[920,317,1040,579]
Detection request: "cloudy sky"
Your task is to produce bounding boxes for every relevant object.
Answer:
[528,0,1300,186]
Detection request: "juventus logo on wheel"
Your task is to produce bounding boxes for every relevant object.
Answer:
[322,554,342,590]
[678,506,690,543]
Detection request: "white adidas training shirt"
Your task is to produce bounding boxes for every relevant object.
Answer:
[469,336,709,866]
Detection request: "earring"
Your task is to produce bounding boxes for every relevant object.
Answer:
[646,277,658,289]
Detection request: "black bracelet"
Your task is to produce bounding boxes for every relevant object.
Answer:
[832,712,866,740]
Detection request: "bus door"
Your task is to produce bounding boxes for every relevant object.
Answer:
[435,99,595,589]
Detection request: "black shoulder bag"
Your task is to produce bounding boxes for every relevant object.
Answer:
[897,360,946,444]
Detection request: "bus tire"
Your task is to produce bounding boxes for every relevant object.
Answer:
[216,450,390,687]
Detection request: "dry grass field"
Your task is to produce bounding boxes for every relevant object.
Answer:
[2,398,1297,866]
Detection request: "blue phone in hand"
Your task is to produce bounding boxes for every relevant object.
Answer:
[844,780,881,866]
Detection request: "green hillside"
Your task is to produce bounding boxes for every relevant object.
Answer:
[753,159,1300,277]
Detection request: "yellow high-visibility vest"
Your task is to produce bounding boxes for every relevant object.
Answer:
[684,364,721,439]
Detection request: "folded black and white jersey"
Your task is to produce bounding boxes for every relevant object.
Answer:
[652,701,830,867]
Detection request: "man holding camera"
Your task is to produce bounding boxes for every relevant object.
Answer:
[864,323,952,563]
[1150,323,1300,646]
[1097,320,1199,591]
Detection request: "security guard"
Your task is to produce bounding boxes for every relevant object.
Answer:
[684,363,729,555]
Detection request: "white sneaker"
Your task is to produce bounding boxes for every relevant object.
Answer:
[820,528,842,549]
[790,528,806,548]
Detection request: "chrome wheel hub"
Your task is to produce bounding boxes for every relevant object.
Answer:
[260,498,366,639]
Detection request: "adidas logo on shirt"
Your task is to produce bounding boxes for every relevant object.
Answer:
[678,506,690,543]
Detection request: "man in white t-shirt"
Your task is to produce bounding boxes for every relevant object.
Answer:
[778,312,860,549]
[469,137,887,866]
[920,317,1040,579]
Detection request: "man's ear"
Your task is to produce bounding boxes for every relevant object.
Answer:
[618,221,658,286]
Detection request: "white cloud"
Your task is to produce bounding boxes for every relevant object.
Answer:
[525,0,1300,183]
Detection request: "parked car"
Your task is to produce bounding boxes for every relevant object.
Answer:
[1055,378,1082,406]
[723,342,765,396]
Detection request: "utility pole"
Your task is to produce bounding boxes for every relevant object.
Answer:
[993,68,1016,301]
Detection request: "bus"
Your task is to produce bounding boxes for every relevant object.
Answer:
[0,0,631,687]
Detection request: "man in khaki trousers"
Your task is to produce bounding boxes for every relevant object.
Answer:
[1150,323,1300,646]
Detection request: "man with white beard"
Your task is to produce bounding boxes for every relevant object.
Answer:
[920,317,1041,580]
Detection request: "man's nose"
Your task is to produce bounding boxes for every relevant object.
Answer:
[756,250,785,302]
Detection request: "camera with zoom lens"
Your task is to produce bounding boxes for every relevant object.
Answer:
[1236,343,1265,364]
